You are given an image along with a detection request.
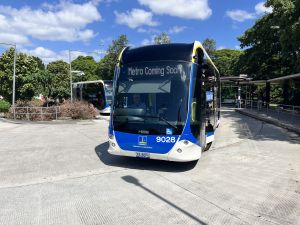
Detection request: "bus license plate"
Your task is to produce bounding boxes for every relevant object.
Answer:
[136,152,150,158]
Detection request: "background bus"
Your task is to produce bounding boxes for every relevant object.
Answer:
[73,80,113,114]
[108,42,220,162]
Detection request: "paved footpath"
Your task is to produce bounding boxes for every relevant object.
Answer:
[0,109,299,225]
[236,107,300,134]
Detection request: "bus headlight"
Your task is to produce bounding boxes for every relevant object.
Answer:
[177,148,182,153]
[111,142,116,147]
[183,140,189,145]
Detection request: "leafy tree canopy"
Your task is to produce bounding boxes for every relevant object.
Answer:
[153,32,171,44]
[202,38,216,56]
[238,0,299,79]
[71,56,98,82]
[97,34,129,80]
[0,48,40,101]
[46,60,70,99]
[213,49,243,76]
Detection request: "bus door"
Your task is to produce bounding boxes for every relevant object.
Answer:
[202,60,217,130]
[190,49,206,146]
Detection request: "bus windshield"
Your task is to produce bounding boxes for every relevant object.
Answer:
[104,81,113,106]
[113,61,191,135]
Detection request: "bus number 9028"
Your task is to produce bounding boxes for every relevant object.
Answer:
[156,136,176,143]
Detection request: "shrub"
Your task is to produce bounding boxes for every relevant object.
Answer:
[6,99,97,121]
[60,100,98,119]
[0,100,11,112]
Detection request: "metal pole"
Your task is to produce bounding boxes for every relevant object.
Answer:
[69,50,73,101]
[12,44,16,109]
[237,83,241,108]
[55,107,58,120]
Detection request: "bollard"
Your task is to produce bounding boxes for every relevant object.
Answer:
[55,107,58,120]
[27,107,29,121]
[41,108,43,121]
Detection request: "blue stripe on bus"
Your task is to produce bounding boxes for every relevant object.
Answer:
[114,131,179,154]
[206,132,214,137]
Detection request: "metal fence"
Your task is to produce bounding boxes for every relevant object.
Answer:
[12,106,61,121]
[240,100,300,127]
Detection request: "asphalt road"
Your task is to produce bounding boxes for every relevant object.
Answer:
[0,109,299,225]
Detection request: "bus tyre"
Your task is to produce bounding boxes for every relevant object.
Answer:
[204,142,212,151]
[201,132,207,153]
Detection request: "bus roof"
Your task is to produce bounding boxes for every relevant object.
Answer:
[120,43,195,64]
[72,80,112,86]
[119,42,219,73]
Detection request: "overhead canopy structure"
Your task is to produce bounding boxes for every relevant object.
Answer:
[220,76,252,82]
[267,73,300,83]
[221,73,300,105]
[72,80,104,87]
[238,73,300,84]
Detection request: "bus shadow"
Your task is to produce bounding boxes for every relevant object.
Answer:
[94,142,198,172]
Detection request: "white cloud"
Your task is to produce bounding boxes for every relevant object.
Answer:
[21,47,61,64]
[114,9,158,29]
[141,38,152,46]
[226,10,255,22]
[0,1,101,45]
[217,46,226,50]
[0,33,29,45]
[137,27,160,34]
[226,1,272,23]
[255,2,273,14]
[138,0,212,20]
[168,26,187,34]
[22,46,105,64]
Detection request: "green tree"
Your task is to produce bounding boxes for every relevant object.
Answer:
[238,0,300,104]
[214,49,243,76]
[238,0,299,79]
[153,32,171,44]
[71,56,98,82]
[97,34,129,80]
[202,38,216,56]
[46,60,70,99]
[0,48,41,101]
[32,56,45,70]
[33,70,55,101]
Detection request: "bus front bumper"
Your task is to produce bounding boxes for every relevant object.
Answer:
[108,137,202,162]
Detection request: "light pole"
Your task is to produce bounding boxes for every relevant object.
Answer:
[68,49,106,101]
[0,42,16,108]
[69,50,72,101]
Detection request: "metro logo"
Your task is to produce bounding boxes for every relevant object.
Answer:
[138,136,147,145]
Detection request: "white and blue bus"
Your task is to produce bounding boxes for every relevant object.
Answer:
[73,80,113,114]
[108,42,220,162]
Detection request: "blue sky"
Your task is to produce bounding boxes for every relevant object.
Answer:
[0,0,272,63]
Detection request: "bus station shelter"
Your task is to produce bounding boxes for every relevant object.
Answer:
[221,73,300,107]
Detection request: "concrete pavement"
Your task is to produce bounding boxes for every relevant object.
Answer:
[0,109,299,225]
[236,108,300,135]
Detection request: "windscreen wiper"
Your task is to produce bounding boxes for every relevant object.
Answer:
[139,115,178,131]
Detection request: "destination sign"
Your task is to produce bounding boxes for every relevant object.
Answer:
[127,64,184,77]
